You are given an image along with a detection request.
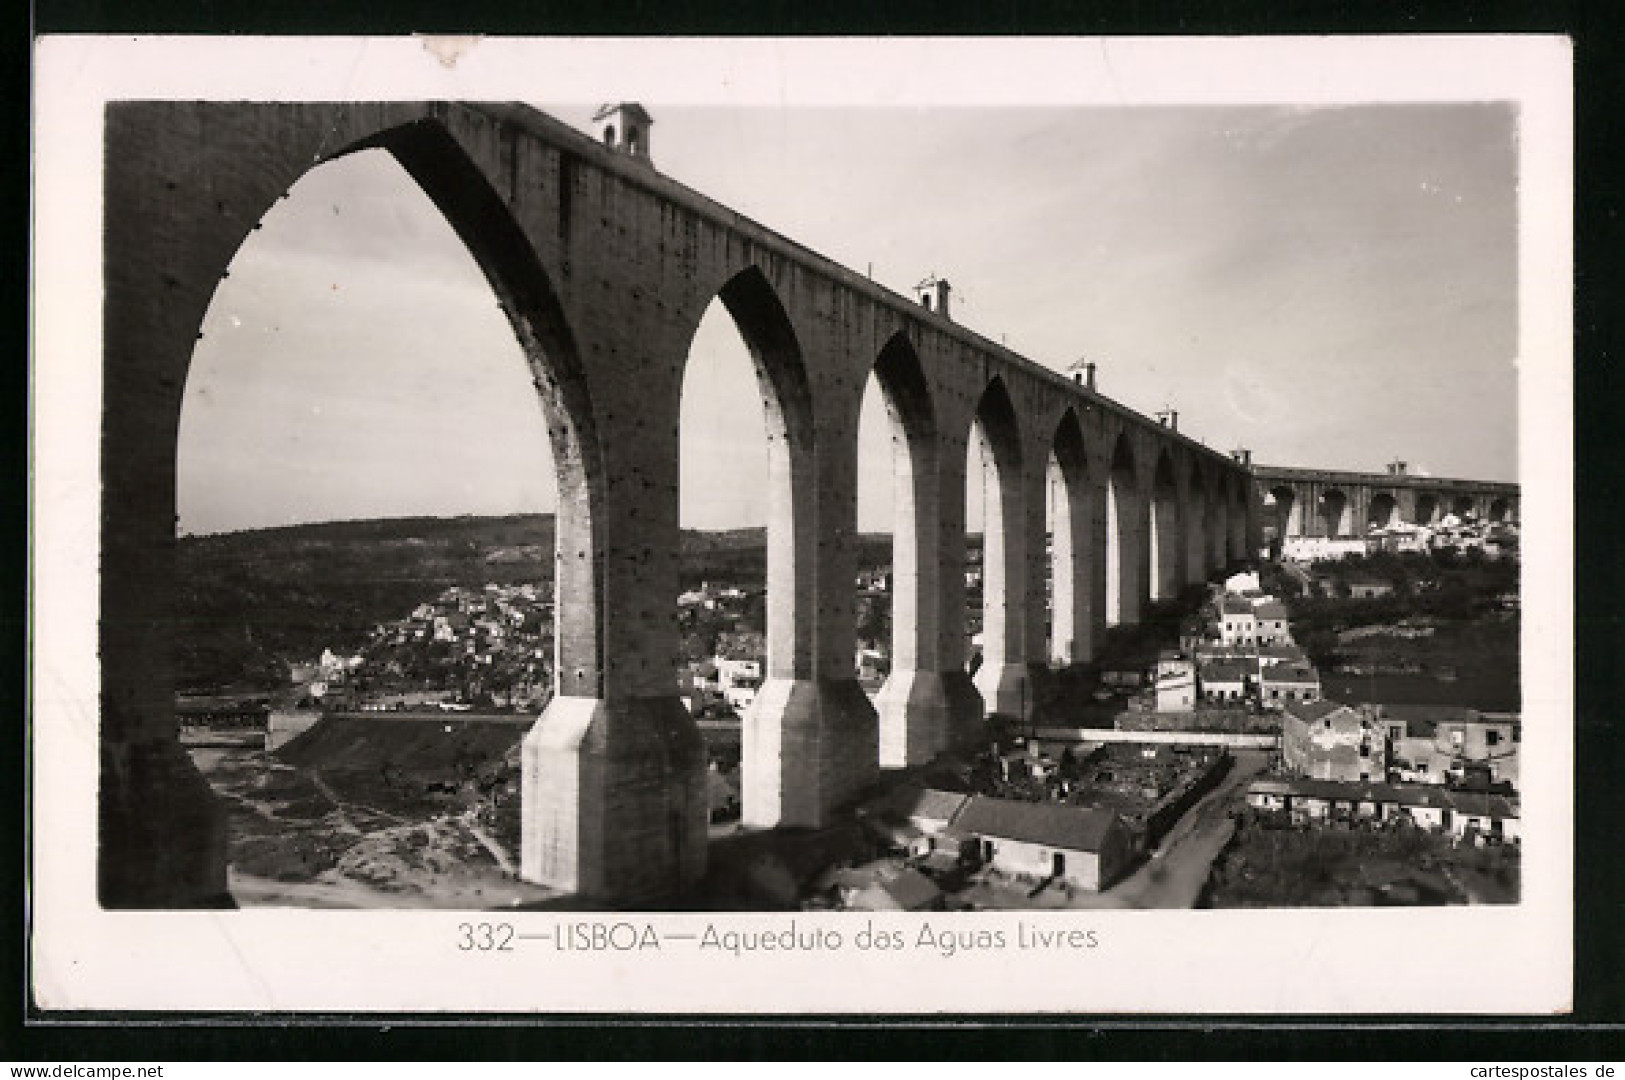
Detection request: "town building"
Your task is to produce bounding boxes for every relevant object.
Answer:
[1255,642,1309,664]
[1218,597,1258,647]
[1100,662,1147,691]
[1281,700,1387,783]
[1253,600,1293,645]
[1198,659,1249,703]
[1346,578,1396,600]
[950,797,1135,892]
[714,657,763,712]
[1152,653,1197,713]
[1378,705,1520,789]
[1282,536,1370,562]
[1444,790,1522,842]
[1246,778,1518,841]
[1259,660,1322,707]
[1369,523,1432,555]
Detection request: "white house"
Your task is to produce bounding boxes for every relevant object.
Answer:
[951,797,1135,892]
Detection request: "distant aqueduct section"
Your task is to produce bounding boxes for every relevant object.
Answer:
[97,101,1512,908]
[1254,465,1519,540]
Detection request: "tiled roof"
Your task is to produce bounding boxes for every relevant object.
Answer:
[1199,661,1248,682]
[877,868,943,910]
[1257,644,1306,660]
[950,797,1121,852]
[1249,777,1398,803]
[1445,790,1519,820]
[1221,598,1254,615]
[1283,699,1347,725]
[1250,778,1434,807]
[1246,777,1514,816]
[1255,601,1289,620]
[1261,662,1319,684]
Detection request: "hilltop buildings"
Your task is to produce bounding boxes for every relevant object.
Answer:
[298,582,555,712]
[1152,573,1322,713]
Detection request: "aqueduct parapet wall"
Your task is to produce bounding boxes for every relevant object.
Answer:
[1254,466,1519,539]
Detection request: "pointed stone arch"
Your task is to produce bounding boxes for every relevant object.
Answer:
[1368,492,1399,531]
[685,265,852,829]
[968,376,1029,717]
[1048,408,1092,664]
[705,266,817,681]
[1106,434,1144,626]
[102,105,613,905]
[867,332,954,766]
[1267,484,1299,543]
[1207,473,1228,572]
[1149,451,1181,602]
[1230,472,1250,561]
[1319,488,1350,538]
[1184,458,1208,586]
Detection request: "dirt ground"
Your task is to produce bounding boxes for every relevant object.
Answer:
[189,734,1271,912]
[190,745,558,909]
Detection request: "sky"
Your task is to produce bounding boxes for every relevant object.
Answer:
[176,103,1518,536]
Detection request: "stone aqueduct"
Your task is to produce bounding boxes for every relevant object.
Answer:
[1254,465,1520,539]
[99,102,1510,907]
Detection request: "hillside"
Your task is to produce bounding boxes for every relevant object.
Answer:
[176,514,558,692]
[175,514,899,693]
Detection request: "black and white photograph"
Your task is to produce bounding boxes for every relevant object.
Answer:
[31,35,1573,1014]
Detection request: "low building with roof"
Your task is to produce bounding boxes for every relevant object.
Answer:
[950,797,1134,891]
[1256,642,1309,664]
[1347,578,1396,600]
[1100,662,1148,690]
[1260,660,1322,707]
[1152,656,1197,713]
[1198,659,1249,704]
[1283,536,1370,562]
[1444,790,1521,842]
[819,864,945,911]
[1245,778,1517,840]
